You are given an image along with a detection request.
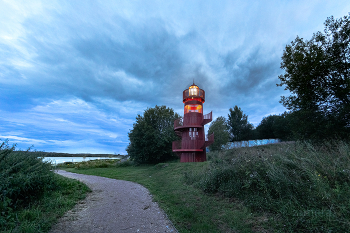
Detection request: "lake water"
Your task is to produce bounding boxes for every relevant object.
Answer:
[42,157,119,164]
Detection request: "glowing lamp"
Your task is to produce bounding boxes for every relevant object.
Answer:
[189,85,198,96]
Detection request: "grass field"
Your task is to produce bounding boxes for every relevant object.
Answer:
[60,141,350,232]
[1,174,90,233]
[63,163,256,232]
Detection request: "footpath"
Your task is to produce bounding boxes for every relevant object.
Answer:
[50,170,177,233]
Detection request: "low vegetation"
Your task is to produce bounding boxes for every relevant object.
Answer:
[63,141,350,232]
[57,158,132,169]
[62,161,254,232]
[0,141,90,233]
[9,150,120,158]
[188,141,350,232]
[3,139,349,232]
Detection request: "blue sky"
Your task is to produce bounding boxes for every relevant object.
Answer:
[1,0,349,154]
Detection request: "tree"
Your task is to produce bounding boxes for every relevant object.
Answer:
[227,106,254,141]
[126,105,180,164]
[272,112,294,140]
[278,14,350,139]
[255,113,294,141]
[256,115,279,139]
[208,116,229,151]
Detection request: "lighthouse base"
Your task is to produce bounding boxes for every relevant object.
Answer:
[180,152,206,162]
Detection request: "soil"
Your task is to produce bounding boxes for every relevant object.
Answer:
[50,170,177,233]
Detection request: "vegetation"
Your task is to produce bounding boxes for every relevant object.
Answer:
[227,106,254,142]
[255,113,294,140]
[0,140,90,232]
[57,159,132,169]
[62,141,350,232]
[255,115,280,139]
[187,141,350,232]
[62,162,255,232]
[278,14,350,140]
[127,105,180,164]
[10,151,120,157]
[208,116,230,151]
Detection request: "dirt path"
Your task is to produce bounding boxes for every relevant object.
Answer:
[50,170,177,233]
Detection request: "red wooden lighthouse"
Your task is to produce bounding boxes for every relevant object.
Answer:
[172,82,214,162]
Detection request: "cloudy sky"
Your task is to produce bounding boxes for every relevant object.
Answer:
[1,1,349,154]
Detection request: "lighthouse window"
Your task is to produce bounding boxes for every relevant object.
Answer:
[184,104,203,114]
[189,128,198,139]
[189,86,198,96]
[194,128,198,137]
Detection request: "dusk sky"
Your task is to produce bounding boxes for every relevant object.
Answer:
[1,1,349,154]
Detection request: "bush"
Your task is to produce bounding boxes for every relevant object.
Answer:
[57,158,134,169]
[1,173,90,232]
[0,140,58,229]
[115,160,133,167]
[185,141,350,232]
[57,159,119,169]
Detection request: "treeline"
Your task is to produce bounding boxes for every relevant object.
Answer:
[12,150,120,157]
[209,14,350,150]
[209,105,350,152]
[208,106,293,151]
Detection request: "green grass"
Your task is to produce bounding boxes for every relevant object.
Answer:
[61,141,350,232]
[0,140,91,232]
[62,162,262,232]
[1,174,90,233]
[59,159,121,169]
[190,141,350,232]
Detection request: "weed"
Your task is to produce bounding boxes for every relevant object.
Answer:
[187,141,350,232]
[57,159,120,169]
[0,140,90,232]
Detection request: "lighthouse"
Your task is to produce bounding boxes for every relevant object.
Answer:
[172,82,214,162]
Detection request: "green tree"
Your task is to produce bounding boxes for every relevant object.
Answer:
[227,106,254,141]
[272,112,294,140]
[126,105,180,164]
[278,14,350,139]
[256,113,294,141]
[208,116,229,151]
[256,115,279,139]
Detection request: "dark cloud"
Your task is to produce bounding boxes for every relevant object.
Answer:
[0,0,349,153]
[16,15,188,106]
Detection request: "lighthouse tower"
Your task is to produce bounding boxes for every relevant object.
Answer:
[172,82,214,162]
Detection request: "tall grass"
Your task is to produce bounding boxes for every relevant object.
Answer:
[0,140,90,232]
[185,141,350,232]
[0,141,56,224]
[57,159,132,169]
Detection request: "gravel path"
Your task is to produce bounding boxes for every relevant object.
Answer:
[50,170,177,233]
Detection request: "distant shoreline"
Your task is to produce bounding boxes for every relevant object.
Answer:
[41,154,121,158]
[14,150,127,158]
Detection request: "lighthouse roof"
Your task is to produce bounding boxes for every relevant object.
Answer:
[189,80,199,89]
[183,81,205,103]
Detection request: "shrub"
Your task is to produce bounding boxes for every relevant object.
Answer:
[73,159,118,169]
[185,141,350,232]
[57,159,134,169]
[0,140,57,228]
[115,160,133,167]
